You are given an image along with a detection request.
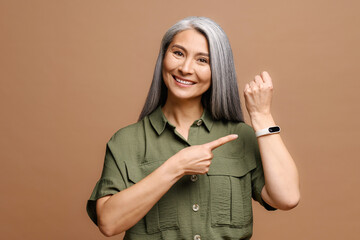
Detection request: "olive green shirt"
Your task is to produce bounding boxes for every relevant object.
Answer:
[86,106,276,240]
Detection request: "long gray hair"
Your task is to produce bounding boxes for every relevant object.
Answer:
[138,16,244,122]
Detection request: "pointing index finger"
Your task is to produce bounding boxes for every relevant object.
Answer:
[206,134,238,150]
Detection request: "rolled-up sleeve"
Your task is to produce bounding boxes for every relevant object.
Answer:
[86,140,127,225]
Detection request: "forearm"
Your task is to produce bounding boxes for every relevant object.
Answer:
[97,159,183,236]
[251,113,300,210]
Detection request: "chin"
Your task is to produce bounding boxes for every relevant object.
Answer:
[167,92,202,103]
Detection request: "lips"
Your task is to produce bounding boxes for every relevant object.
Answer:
[172,75,196,85]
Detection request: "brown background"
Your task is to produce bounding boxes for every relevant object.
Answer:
[1,0,359,239]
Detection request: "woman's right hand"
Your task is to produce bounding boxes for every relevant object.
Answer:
[168,134,238,176]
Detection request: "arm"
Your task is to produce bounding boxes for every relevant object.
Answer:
[96,158,182,237]
[96,135,238,237]
[244,71,300,210]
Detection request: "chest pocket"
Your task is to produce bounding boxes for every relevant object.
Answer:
[125,160,180,235]
[207,157,256,228]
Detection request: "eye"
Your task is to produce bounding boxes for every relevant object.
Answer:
[198,58,209,64]
[173,51,184,57]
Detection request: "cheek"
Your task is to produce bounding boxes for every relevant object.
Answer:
[198,67,212,84]
[163,54,178,73]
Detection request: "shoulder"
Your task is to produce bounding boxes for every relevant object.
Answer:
[107,118,147,148]
[220,121,256,138]
[222,121,258,150]
[237,122,256,139]
[104,118,150,161]
[210,119,256,143]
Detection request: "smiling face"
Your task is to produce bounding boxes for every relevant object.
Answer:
[162,29,211,104]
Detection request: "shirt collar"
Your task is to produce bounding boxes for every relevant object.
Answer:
[199,107,214,132]
[148,106,214,135]
[148,106,168,135]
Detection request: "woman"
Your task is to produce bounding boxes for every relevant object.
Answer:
[86,16,300,239]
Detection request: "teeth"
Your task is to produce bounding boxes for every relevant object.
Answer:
[175,77,194,85]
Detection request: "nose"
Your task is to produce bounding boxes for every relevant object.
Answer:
[178,58,194,75]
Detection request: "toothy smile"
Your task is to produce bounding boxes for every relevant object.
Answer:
[173,76,195,85]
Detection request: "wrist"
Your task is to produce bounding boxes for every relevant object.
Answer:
[164,156,185,180]
[249,113,275,132]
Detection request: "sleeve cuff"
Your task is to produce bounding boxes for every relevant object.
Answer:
[86,178,120,225]
[253,184,277,211]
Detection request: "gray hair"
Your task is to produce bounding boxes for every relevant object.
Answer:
[138,16,244,122]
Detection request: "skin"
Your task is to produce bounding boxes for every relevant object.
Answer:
[161,29,211,139]
[244,72,300,209]
[95,29,300,237]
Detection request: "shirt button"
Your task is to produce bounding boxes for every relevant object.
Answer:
[196,119,203,126]
[194,235,201,240]
[190,174,198,182]
[192,204,200,212]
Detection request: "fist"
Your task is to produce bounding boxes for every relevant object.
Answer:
[244,71,273,117]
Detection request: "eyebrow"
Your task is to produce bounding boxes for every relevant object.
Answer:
[171,44,209,57]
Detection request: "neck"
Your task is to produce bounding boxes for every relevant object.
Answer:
[162,97,203,128]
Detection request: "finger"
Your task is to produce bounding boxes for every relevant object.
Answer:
[244,83,249,91]
[206,134,238,150]
[254,75,264,86]
[244,83,251,93]
[249,81,257,89]
[261,71,273,87]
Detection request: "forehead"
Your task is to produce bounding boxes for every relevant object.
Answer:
[171,29,209,53]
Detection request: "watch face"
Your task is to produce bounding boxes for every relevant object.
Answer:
[269,126,280,133]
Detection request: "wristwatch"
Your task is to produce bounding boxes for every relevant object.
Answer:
[255,126,281,137]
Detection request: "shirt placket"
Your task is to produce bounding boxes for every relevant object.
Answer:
[187,119,204,240]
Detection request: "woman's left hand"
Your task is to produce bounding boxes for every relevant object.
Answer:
[244,71,275,131]
[244,71,273,116]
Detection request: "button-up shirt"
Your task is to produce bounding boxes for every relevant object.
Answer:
[86,106,276,239]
